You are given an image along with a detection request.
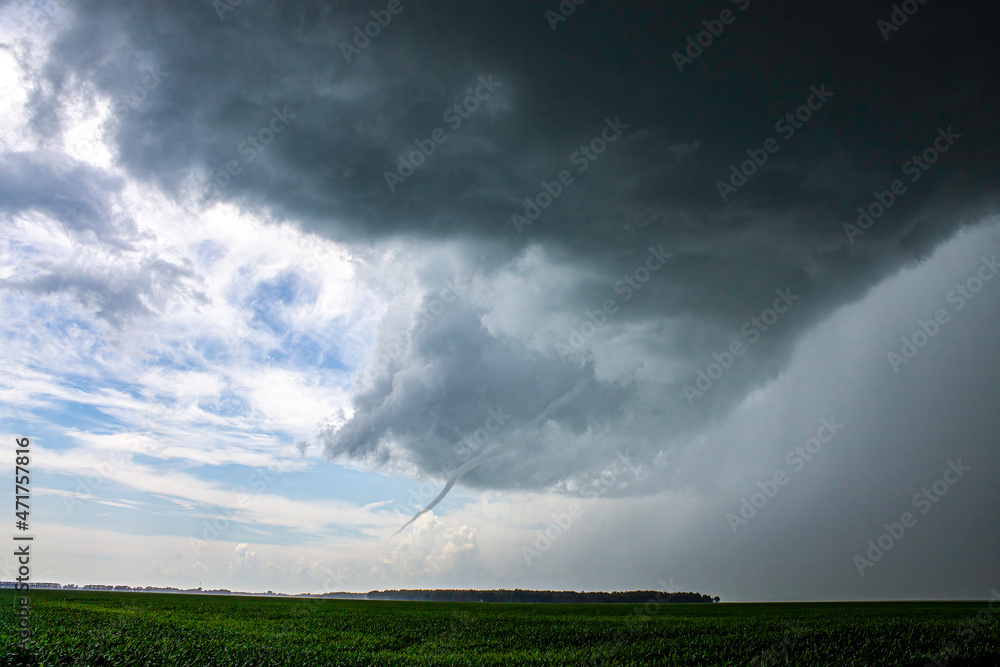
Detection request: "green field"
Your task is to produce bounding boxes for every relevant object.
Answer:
[1,590,999,666]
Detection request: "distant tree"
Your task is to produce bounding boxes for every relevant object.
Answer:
[364,588,719,604]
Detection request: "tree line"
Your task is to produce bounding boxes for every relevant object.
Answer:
[364,589,720,603]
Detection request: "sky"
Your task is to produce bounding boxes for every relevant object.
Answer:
[0,0,998,601]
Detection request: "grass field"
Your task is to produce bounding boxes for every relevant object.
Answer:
[1,590,999,666]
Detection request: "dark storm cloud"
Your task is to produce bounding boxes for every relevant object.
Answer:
[40,0,1000,242]
[26,0,1000,498]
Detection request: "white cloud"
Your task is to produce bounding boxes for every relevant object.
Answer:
[372,513,480,581]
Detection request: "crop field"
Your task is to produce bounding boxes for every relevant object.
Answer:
[1,590,999,666]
